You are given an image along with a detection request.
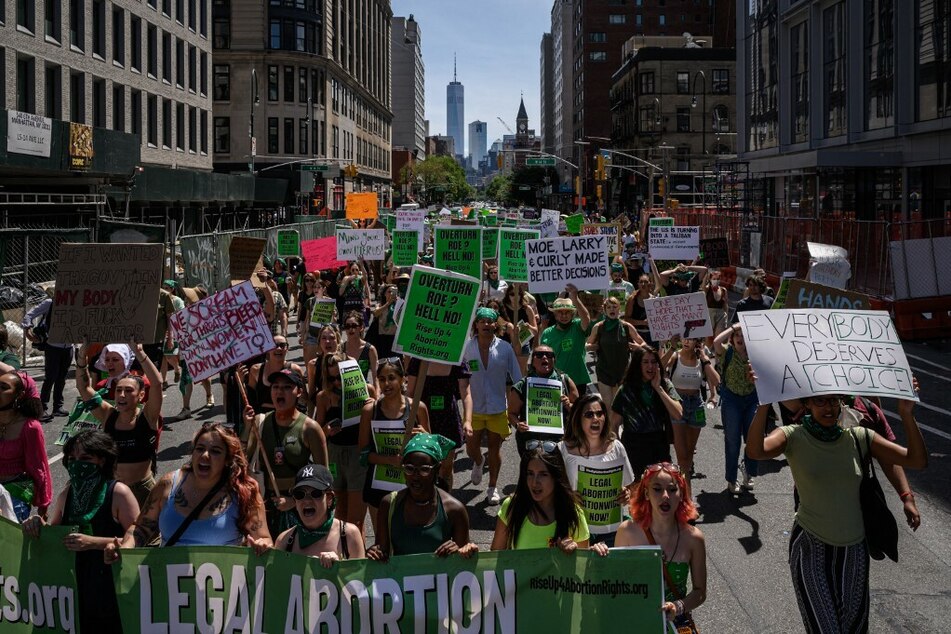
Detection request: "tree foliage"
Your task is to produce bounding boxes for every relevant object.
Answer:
[485,173,512,204]
[412,155,473,204]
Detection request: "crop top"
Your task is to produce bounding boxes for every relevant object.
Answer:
[105,409,158,464]
[669,356,703,392]
[0,418,53,510]
[158,470,242,546]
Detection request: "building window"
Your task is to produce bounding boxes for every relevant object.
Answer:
[176,102,185,149]
[915,1,950,120]
[70,0,85,51]
[92,77,105,127]
[16,55,36,114]
[608,14,626,24]
[745,0,778,150]
[639,72,655,95]
[200,52,207,95]
[636,14,642,26]
[92,0,105,57]
[214,64,229,100]
[188,45,197,91]
[45,0,61,41]
[589,51,607,62]
[268,65,279,100]
[147,25,158,77]
[790,22,809,143]
[17,0,35,33]
[299,68,307,103]
[283,66,294,101]
[147,94,157,145]
[200,0,207,36]
[677,71,689,94]
[200,109,208,153]
[162,0,170,17]
[162,98,172,147]
[269,19,280,48]
[299,118,308,155]
[284,117,294,154]
[214,116,230,152]
[188,106,197,151]
[822,2,847,137]
[712,68,729,94]
[70,71,85,123]
[677,106,691,132]
[45,64,61,119]
[267,117,279,153]
[113,84,124,131]
[176,39,185,87]
[659,14,666,26]
[589,32,606,43]
[112,8,125,66]
[213,17,230,48]
[162,32,172,82]
[131,90,141,136]
[332,124,339,157]
[130,16,142,71]
[713,104,730,132]
[188,0,196,30]
[175,0,184,24]
[864,0,894,130]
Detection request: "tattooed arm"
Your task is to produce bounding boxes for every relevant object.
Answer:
[104,472,173,563]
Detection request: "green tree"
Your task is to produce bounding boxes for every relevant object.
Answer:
[509,166,558,206]
[414,156,473,205]
[485,173,512,204]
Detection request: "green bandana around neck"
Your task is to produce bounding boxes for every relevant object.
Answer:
[601,316,620,332]
[66,461,109,528]
[801,414,843,442]
[296,508,336,548]
[488,278,500,290]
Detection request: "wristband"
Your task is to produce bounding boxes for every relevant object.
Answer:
[675,600,685,617]
[899,491,914,501]
[76,364,88,369]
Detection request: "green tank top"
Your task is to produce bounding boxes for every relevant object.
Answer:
[664,560,690,601]
[261,411,310,485]
[388,491,453,556]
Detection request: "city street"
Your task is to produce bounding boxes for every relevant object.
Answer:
[32,333,951,632]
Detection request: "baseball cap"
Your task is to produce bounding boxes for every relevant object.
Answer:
[268,369,305,389]
[291,464,334,492]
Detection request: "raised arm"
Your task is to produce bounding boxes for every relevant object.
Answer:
[133,341,163,428]
[870,394,927,470]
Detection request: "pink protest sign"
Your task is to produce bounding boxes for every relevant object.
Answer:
[301,237,348,271]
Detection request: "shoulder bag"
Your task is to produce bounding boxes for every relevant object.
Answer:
[163,476,227,548]
[852,429,898,562]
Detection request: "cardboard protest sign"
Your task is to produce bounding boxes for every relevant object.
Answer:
[498,228,540,283]
[300,237,348,272]
[482,227,500,260]
[49,243,164,344]
[229,237,267,281]
[434,226,482,279]
[525,377,564,435]
[396,209,427,251]
[565,214,584,235]
[574,456,626,534]
[395,266,480,363]
[649,226,700,261]
[391,230,419,267]
[738,309,918,404]
[644,291,712,341]
[309,297,336,329]
[807,242,847,262]
[345,192,378,220]
[525,235,612,294]
[700,237,729,268]
[335,229,386,261]
[784,279,871,310]
[169,281,275,382]
[276,229,300,257]
[806,241,851,289]
[538,208,561,238]
[582,223,622,256]
[371,418,407,491]
[339,359,369,427]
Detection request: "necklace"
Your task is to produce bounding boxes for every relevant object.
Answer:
[657,526,682,562]
[412,493,437,507]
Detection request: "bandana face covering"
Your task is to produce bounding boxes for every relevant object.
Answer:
[66,460,108,530]
[801,414,843,442]
[601,316,620,332]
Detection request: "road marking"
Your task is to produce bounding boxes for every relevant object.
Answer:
[49,452,63,465]
[882,409,951,442]
[912,368,951,383]
[906,353,951,373]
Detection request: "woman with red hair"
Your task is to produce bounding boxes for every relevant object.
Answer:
[615,462,707,628]
[105,423,271,555]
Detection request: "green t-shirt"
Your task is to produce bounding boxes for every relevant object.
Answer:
[498,496,590,550]
[780,425,873,546]
[0,351,21,370]
[540,318,590,386]
[718,347,755,396]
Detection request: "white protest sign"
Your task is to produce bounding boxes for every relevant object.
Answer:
[538,209,561,238]
[525,235,611,294]
[169,281,275,382]
[806,241,850,289]
[738,309,918,404]
[807,242,848,263]
[397,209,427,251]
[335,229,386,261]
[648,226,700,261]
[644,291,712,341]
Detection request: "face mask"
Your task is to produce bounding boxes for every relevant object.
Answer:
[711,280,719,287]
[67,460,100,483]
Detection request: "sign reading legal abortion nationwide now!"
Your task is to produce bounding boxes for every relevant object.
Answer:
[395,266,480,364]
[738,309,918,404]
[525,235,612,294]
[49,243,165,344]
[169,281,276,382]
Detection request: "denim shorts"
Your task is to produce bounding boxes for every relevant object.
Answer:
[673,393,706,428]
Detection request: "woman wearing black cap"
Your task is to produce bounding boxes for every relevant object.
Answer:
[271,464,366,567]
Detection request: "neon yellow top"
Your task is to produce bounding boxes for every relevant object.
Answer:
[499,496,590,550]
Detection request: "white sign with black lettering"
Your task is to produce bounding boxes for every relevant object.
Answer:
[525,235,611,294]
[335,229,387,261]
[648,226,700,261]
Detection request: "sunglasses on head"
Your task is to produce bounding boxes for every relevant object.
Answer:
[525,439,558,454]
[292,489,326,501]
[644,462,681,476]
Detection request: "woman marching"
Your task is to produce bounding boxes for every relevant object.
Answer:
[587,295,644,410]
[712,323,759,494]
[0,371,53,521]
[341,311,379,393]
[625,274,657,349]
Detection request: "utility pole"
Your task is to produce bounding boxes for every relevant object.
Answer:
[249,67,259,174]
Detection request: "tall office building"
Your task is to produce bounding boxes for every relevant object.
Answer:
[540,33,555,155]
[468,120,487,168]
[392,15,425,158]
[550,0,575,184]
[446,56,465,162]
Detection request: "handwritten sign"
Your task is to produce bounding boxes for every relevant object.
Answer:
[738,309,918,404]
[644,291,712,341]
[48,243,164,344]
[434,226,482,279]
[538,209,561,238]
[498,229,540,283]
[229,237,267,281]
[699,237,729,268]
[169,281,275,382]
[525,235,611,295]
[784,280,870,310]
[525,377,564,435]
[391,230,419,267]
[345,192,379,220]
[582,223,622,256]
[301,237,348,272]
[649,226,700,261]
[335,229,386,261]
[395,266,480,364]
[396,209,427,252]
[276,230,300,257]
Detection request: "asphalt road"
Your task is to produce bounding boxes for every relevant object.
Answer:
[32,333,951,633]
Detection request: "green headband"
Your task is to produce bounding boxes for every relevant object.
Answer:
[163,279,178,288]
[476,307,499,321]
[403,433,456,463]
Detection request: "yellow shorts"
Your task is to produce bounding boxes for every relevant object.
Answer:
[471,412,511,438]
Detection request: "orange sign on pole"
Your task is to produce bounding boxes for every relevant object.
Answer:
[345,192,379,220]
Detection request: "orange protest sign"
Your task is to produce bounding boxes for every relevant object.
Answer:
[345,192,379,220]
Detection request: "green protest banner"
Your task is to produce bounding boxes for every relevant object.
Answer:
[482,227,500,260]
[499,228,540,283]
[392,229,419,267]
[0,518,78,633]
[395,265,480,364]
[339,359,368,428]
[434,226,482,279]
[575,457,626,534]
[525,376,564,434]
[309,297,336,330]
[381,213,397,233]
[517,320,534,347]
[483,213,499,227]
[56,399,107,445]
[276,229,300,257]
[565,214,585,235]
[371,418,407,491]
[110,540,666,632]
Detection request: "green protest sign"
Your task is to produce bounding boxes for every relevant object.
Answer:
[395,265,480,363]
[483,213,499,226]
[575,457,626,534]
[499,228,540,283]
[381,213,397,232]
[771,277,792,309]
[649,217,675,227]
[565,214,585,235]
[339,359,368,427]
[371,418,407,491]
[482,227,500,260]
[392,229,419,267]
[517,320,534,347]
[56,400,106,445]
[434,226,482,279]
[276,229,300,257]
[309,297,336,329]
[0,518,78,633]
[525,376,564,434]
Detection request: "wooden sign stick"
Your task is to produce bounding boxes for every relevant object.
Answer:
[235,372,281,497]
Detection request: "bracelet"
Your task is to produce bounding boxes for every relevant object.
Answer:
[899,491,914,501]
[76,364,87,369]
[675,600,685,617]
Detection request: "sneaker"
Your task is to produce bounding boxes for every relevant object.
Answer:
[486,486,501,505]
[206,396,216,408]
[727,481,741,495]
[175,407,192,420]
[52,408,70,417]
[40,412,54,423]
[742,474,755,491]
[470,457,484,486]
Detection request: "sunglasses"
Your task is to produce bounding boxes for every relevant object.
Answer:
[809,396,840,407]
[292,489,326,501]
[274,342,289,349]
[402,463,436,476]
[344,323,361,330]
[525,440,558,454]
[644,462,682,476]
[583,409,605,419]
[533,351,555,360]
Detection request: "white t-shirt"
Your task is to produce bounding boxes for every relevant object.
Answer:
[557,439,636,490]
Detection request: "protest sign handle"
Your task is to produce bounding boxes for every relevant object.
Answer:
[404,360,428,442]
[234,371,281,498]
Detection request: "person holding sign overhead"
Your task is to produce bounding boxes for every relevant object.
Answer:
[508,345,578,457]
[540,287,592,395]
[337,261,371,327]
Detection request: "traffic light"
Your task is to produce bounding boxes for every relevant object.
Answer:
[596,184,603,200]
[497,153,504,169]
[657,177,666,197]
[596,154,605,179]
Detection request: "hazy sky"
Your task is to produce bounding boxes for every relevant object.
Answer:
[396,0,551,155]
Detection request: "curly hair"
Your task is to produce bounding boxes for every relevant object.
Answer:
[629,464,698,530]
[503,448,582,549]
[184,423,262,533]
[563,393,616,457]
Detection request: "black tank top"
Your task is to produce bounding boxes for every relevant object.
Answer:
[105,410,158,463]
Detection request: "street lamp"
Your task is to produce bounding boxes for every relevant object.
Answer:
[574,140,590,213]
[691,70,706,156]
[249,67,260,174]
